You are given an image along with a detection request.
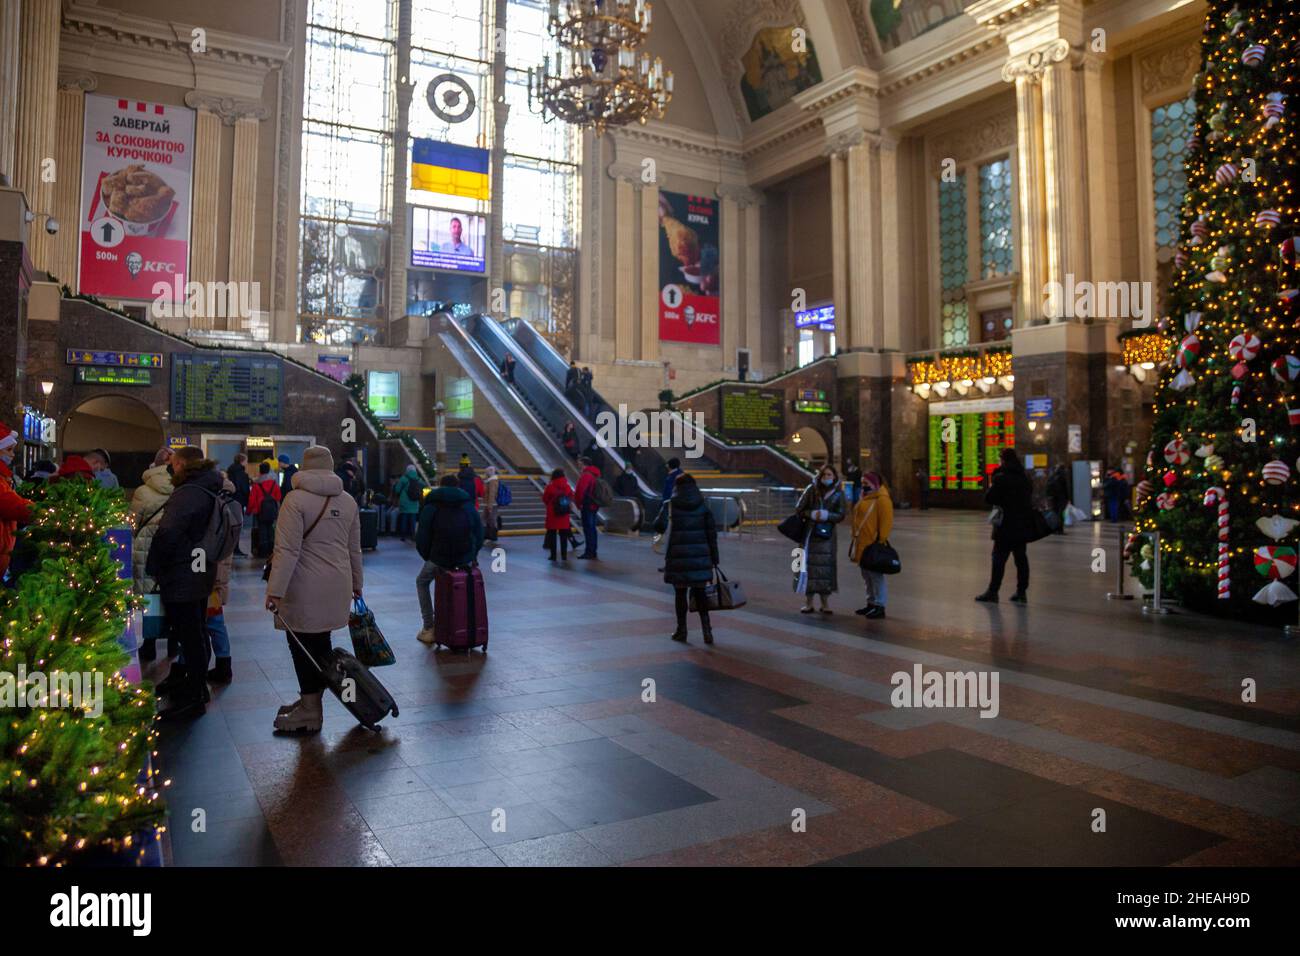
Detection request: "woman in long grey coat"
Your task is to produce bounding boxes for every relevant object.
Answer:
[794,464,846,614]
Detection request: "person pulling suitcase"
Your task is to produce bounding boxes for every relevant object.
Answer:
[263,445,365,734]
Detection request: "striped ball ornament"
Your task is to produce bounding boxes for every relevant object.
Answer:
[1271,353,1300,382]
[1242,44,1267,66]
[1256,209,1282,228]
[1262,460,1291,485]
[1215,163,1239,185]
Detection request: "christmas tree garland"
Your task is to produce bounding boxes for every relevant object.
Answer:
[0,479,164,866]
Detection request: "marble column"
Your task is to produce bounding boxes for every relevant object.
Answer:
[717,183,764,375]
[228,116,260,331]
[1010,72,1047,325]
[1040,54,1089,284]
[185,101,223,324]
[639,184,659,363]
[718,193,740,371]
[878,135,903,352]
[0,0,21,186]
[14,0,59,272]
[51,75,95,290]
[827,148,848,350]
[743,200,762,374]
[613,173,636,361]
[845,137,874,351]
[388,0,414,341]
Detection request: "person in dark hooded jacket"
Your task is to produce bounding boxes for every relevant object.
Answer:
[976,448,1034,604]
[653,473,719,644]
[414,475,484,644]
[146,446,225,720]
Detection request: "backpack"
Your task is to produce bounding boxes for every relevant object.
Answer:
[496,482,512,507]
[429,501,472,567]
[403,476,423,502]
[590,477,614,509]
[553,494,571,517]
[257,484,280,522]
[195,485,244,566]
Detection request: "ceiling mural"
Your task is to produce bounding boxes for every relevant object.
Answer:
[867,0,969,53]
[739,25,823,122]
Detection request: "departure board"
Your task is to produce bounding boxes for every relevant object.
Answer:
[170,353,284,424]
[719,385,784,440]
[927,403,1015,491]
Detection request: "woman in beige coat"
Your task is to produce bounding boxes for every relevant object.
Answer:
[265,445,362,733]
[129,448,173,594]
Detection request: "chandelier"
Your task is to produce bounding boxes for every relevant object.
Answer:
[527,0,673,136]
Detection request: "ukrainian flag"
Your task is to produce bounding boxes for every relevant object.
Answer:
[411,139,490,200]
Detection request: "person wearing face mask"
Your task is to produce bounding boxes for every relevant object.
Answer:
[794,464,846,614]
[129,448,175,661]
[0,422,34,584]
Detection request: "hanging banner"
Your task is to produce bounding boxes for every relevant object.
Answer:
[657,191,720,345]
[78,95,194,300]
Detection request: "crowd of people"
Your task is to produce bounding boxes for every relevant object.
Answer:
[0,411,1094,735]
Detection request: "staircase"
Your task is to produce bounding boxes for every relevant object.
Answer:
[391,425,550,534]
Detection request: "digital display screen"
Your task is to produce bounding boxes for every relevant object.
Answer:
[170,353,283,424]
[410,207,486,273]
[720,385,785,440]
[76,366,152,386]
[927,401,1015,491]
[367,370,401,420]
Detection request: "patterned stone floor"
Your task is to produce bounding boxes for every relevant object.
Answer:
[152,512,1300,866]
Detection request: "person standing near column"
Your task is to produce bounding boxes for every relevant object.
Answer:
[848,472,893,619]
[574,457,601,560]
[976,448,1033,604]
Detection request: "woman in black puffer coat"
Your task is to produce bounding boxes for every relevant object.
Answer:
[794,464,847,614]
[653,474,719,644]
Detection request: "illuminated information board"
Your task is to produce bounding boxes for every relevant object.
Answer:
[719,385,785,440]
[76,366,152,386]
[171,353,283,424]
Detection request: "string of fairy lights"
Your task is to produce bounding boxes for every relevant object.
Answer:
[1131,0,1300,600]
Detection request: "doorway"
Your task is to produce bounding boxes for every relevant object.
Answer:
[61,395,165,490]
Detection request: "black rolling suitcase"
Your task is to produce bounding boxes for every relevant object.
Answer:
[276,612,398,731]
[359,507,379,550]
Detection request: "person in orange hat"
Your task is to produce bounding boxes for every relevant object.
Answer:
[0,421,34,580]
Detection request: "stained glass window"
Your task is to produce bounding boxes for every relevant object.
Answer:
[978,159,1013,279]
[938,176,968,347]
[1151,94,1196,252]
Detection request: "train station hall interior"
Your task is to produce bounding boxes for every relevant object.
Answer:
[0,0,1298,877]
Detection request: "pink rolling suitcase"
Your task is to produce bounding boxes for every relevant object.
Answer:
[433,566,489,652]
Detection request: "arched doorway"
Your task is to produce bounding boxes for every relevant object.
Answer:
[787,426,829,468]
[61,395,165,490]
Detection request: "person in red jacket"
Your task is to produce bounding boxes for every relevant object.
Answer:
[247,461,283,558]
[0,423,34,580]
[573,457,602,560]
[541,468,574,562]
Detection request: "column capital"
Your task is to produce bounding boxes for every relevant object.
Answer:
[606,161,645,187]
[822,128,882,159]
[57,71,98,93]
[1000,38,1078,84]
[715,183,764,209]
[184,91,269,126]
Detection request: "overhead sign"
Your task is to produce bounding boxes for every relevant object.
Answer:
[167,436,191,450]
[66,349,163,367]
[409,207,486,274]
[75,366,152,386]
[367,370,401,420]
[929,396,1014,416]
[1026,397,1054,419]
[78,95,195,300]
[658,191,720,345]
[793,389,832,414]
[315,354,351,383]
[794,305,835,331]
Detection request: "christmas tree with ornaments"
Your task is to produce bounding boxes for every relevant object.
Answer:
[1132,0,1300,622]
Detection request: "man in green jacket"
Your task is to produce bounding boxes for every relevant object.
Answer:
[392,464,426,541]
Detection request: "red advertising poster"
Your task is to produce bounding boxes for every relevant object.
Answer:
[657,191,720,345]
[78,95,194,301]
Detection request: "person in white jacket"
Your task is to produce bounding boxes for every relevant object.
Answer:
[128,448,173,662]
[265,445,362,733]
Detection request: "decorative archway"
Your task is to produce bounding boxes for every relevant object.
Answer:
[61,394,165,489]
[789,424,829,465]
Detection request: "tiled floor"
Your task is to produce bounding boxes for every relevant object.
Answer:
[152,512,1300,866]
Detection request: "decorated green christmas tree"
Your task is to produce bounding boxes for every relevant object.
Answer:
[0,478,163,865]
[1132,0,1300,622]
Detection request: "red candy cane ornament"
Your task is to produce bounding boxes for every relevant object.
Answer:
[1203,486,1230,600]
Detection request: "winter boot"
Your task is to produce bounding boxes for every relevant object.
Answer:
[155,663,188,695]
[273,692,324,734]
[207,657,233,684]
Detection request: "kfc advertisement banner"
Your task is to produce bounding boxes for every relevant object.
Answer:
[657,191,720,345]
[78,95,194,300]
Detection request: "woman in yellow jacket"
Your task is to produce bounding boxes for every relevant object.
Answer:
[847,471,893,619]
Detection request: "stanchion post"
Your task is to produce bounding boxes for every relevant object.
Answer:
[1107,524,1133,600]
[1142,530,1171,615]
